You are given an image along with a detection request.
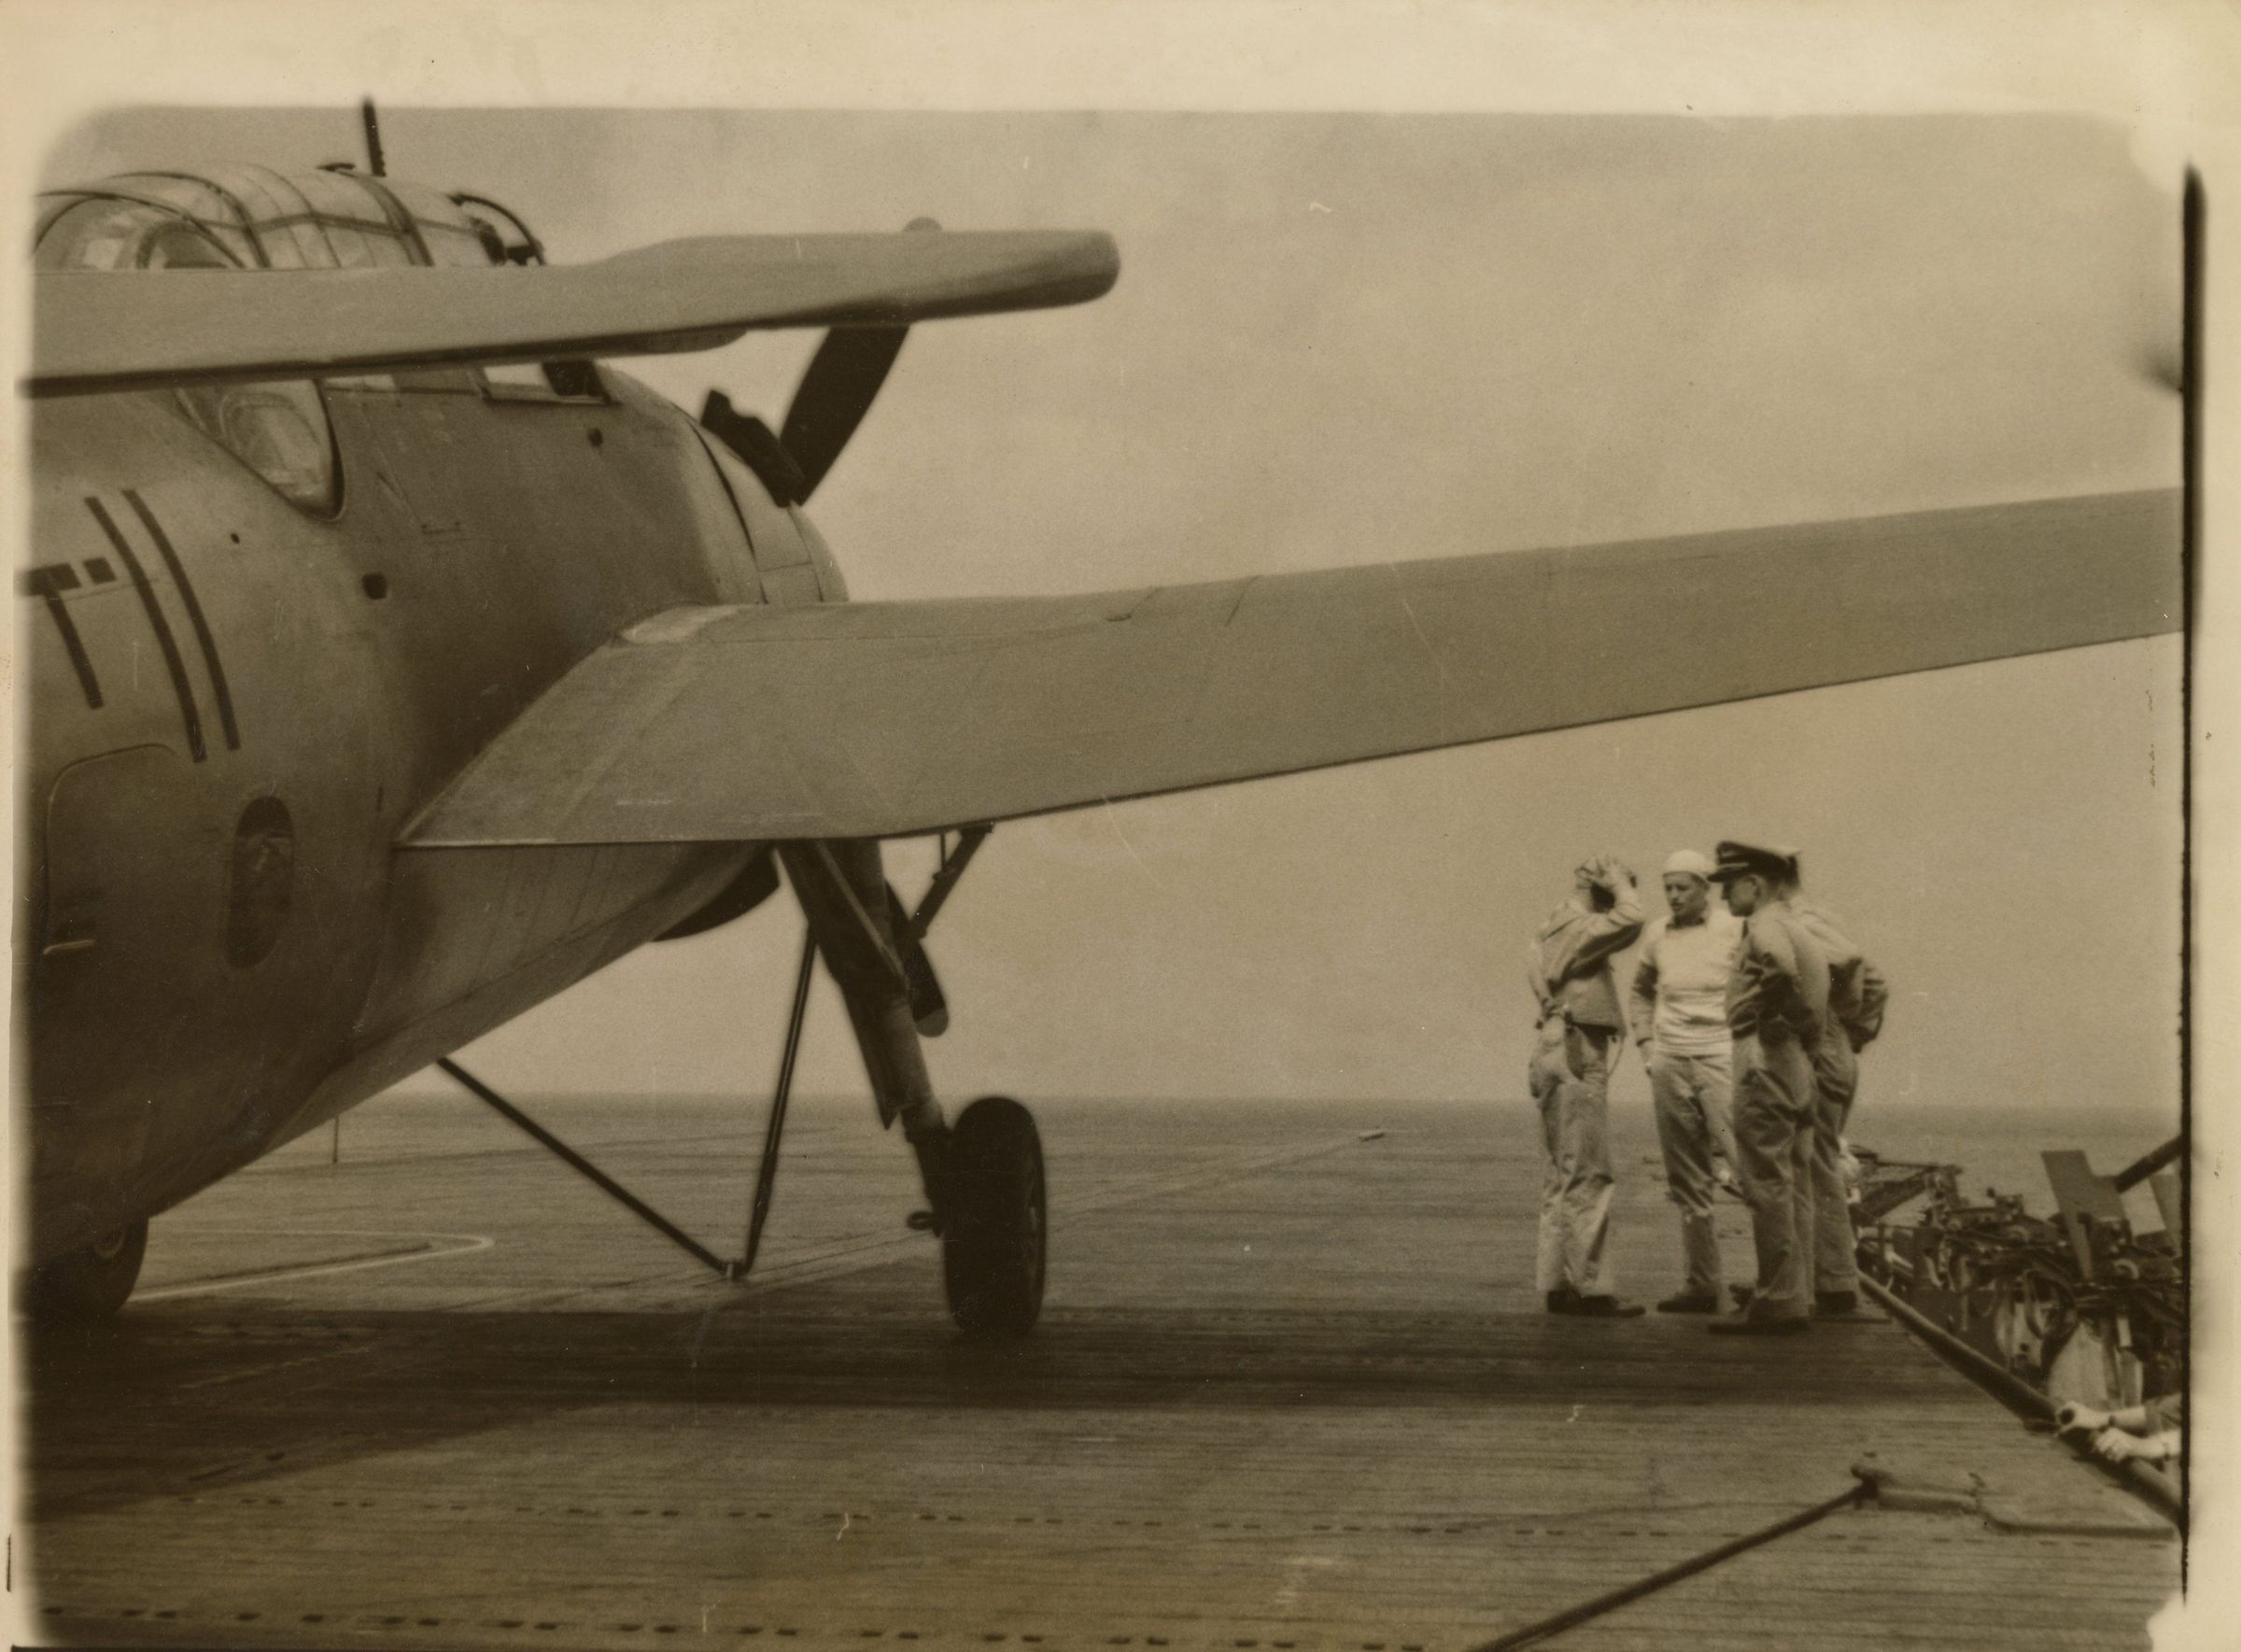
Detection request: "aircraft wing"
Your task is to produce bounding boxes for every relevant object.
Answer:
[25,231,1119,397]
[402,487,2179,847]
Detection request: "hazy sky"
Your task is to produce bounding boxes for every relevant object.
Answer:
[41,108,2183,1129]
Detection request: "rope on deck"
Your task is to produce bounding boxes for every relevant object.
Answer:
[1465,1477,1873,1650]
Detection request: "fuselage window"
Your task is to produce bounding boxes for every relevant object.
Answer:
[33,191,340,517]
[480,359,608,402]
[174,382,340,515]
[143,220,338,514]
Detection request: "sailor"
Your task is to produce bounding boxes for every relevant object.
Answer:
[2056,1395,2184,1464]
[1783,870,1889,1319]
[1628,850,1744,1313]
[1705,840,1826,1335]
[1526,854,1646,1318]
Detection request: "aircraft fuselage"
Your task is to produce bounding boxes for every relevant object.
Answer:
[19,365,830,1263]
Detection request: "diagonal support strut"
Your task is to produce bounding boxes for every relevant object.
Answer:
[438,1056,734,1278]
[438,830,993,1285]
[736,927,817,1278]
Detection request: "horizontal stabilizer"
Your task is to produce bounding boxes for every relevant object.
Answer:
[402,489,2179,847]
[26,230,1119,397]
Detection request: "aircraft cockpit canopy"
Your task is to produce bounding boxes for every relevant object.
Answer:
[34,164,505,273]
[33,166,567,515]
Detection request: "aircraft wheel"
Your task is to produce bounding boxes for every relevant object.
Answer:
[22,1220,148,1320]
[942,1096,1046,1339]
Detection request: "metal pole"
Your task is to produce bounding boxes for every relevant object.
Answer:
[360,99,386,177]
[2109,1136,2181,1194]
[906,823,991,939]
[437,1057,731,1278]
[736,930,817,1278]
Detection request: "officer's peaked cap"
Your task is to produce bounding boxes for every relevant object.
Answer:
[1710,840,1799,884]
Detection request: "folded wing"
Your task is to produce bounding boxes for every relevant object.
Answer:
[402,488,2180,847]
[27,230,1120,397]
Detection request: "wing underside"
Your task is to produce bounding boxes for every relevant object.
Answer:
[27,230,1120,397]
[402,488,2180,847]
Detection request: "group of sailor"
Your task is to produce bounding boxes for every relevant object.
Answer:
[1527,840,1886,1334]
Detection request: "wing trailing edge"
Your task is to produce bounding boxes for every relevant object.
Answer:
[402,488,2180,848]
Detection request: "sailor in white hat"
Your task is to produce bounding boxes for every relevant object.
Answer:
[1628,850,1745,1312]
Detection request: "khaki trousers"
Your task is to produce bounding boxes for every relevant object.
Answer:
[1809,1039,1860,1296]
[1732,1033,1815,1320]
[1646,1047,1734,1297]
[1529,1019,1617,1297]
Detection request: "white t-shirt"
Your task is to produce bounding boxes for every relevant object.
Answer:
[1629,911,1743,1057]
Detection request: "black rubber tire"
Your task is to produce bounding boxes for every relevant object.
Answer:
[941,1096,1046,1338]
[21,1220,148,1320]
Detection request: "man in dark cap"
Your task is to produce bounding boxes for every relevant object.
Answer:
[1526,854,1646,1317]
[1705,840,1826,1335]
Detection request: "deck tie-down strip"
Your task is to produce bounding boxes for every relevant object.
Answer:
[35,1601,1437,1651]
[1464,1477,1875,1650]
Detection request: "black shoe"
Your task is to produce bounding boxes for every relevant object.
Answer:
[1656,1292,1722,1315]
[1575,1295,1646,1319]
[1708,1311,1810,1335]
[1728,1282,1757,1308]
[1545,1288,1585,1315]
[1815,1291,1860,1316]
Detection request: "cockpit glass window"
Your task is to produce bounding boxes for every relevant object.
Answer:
[137,220,239,271]
[32,189,342,517]
[175,382,339,516]
[35,199,180,270]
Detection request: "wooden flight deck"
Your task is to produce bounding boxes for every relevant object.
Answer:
[18,1094,2179,1649]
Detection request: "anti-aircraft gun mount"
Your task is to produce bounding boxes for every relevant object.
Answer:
[1853,1137,2184,1482]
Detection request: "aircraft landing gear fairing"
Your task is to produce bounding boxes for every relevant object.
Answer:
[22,1219,149,1320]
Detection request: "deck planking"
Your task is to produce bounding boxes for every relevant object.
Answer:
[19,1094,2179,1649]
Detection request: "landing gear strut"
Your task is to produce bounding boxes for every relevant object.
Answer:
[459,830,1049,1336]
[942,1096,1047,1338]
[22,1219,148,1320]
[779,831,1048,1338]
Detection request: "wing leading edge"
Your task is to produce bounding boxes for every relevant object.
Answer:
[402,488,2180,847]
[26,230,1120,397]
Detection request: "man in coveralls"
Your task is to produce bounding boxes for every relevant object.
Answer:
[1628,850,1744,1314]
[1705,840,1825,1335]
[1784,868,1888,1317]
[1527,855,1646,1317]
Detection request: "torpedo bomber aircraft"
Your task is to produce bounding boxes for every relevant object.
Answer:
[16,117,2182,1334]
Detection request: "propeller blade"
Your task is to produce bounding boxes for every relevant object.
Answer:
[777,218,942,501]
[779,325,909,501]
[700,390,808,505]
